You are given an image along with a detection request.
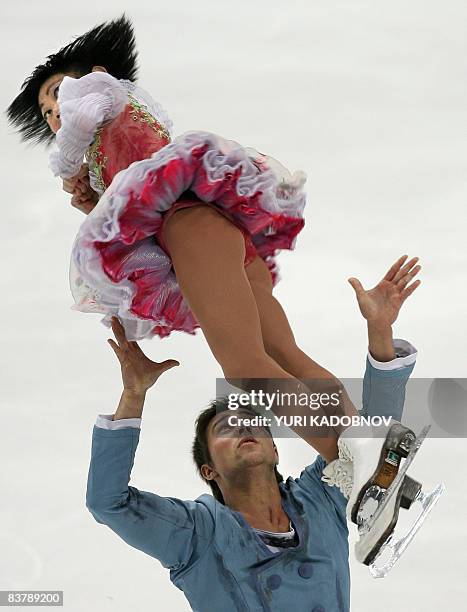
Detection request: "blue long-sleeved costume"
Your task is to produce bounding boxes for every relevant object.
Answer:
[86,358,414,611]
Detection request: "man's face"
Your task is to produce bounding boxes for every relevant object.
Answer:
[202,410,279,485]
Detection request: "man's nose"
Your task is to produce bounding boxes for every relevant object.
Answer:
[238,423,253,436]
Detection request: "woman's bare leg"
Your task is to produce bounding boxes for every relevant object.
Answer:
[244,255,357,420]
[162,205,344,461]
[244,256,336,379]
[163,206,282,378]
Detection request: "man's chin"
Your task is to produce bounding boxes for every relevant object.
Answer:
[236,450,268,469]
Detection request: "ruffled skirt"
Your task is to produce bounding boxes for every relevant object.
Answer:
[70,131,307,340]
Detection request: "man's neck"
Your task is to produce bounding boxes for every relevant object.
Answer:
[221,470,290,533]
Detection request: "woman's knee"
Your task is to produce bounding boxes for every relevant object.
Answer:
[271,342,335,381]
[218,349,282,380]
[245,255,274,291]
[265,338,302,371]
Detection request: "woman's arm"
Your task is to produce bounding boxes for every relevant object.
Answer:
[49,72,128,180]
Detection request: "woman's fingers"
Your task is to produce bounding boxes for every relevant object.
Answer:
[63,178,77,194]
[70,179,98,213]
[70,196,95,215]
[73,177,90,196]
[64,178,87,195]
[63,164,89,194]
[77,163,89,177]
[74,183,86,195]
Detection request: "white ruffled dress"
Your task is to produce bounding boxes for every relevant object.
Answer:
[50,71,307,340]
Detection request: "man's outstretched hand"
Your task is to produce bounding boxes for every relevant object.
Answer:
[348,255,421,330]
[108,316,180,396]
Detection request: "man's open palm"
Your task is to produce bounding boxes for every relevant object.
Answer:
[348,255,421,328]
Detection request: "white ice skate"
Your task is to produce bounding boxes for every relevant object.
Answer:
[322,419,445,578]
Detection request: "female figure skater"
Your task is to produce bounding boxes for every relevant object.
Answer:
[7,15,421,463]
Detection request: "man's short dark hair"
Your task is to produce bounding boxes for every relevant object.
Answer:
[192,396,284,504]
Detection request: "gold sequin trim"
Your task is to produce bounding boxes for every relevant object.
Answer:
[127,93,171,141]
[85,128,108,193]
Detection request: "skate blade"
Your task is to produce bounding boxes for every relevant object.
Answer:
[362,424,431,537]
[369,481,445,578]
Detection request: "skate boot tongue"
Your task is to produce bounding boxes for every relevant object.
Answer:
[321,459,353,499]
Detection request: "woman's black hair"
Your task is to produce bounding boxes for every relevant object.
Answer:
[6,13,138,148]
[192,396,284,504]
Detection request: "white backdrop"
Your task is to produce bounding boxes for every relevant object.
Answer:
[1,1,466,610]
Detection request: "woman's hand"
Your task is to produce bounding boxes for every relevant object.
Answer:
[70,189,99,215]
[62,163,99,215]
[348,255,421,330]
[108,317,180,395]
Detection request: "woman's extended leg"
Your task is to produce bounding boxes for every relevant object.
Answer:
[243,255,358,426]
[244,255,336,381]
[163,205,290,378]
[162,205,353,461]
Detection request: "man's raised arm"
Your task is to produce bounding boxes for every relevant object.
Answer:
[349,255,421,420]
[85,318,214,570]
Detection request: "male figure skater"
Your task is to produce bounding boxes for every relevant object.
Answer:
[86,258,419,611]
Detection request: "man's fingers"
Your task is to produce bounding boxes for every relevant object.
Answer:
[159,359,180,372]
[107,338,122,359]
[401,279,421,302]
[348,277,364,295]
[111,316,128,347]
[382,255,408,282]
[397,264,421,290]
[393,257,419,284]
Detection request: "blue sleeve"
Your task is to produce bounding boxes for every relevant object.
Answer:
[361,358,415,421]
[296,456,349,529]
[86,426,214,571]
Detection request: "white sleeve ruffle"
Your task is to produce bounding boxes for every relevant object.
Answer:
[120,79,174,138]
[49,72,128,179]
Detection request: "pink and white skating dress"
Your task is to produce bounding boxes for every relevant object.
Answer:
[49,72,307,340]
